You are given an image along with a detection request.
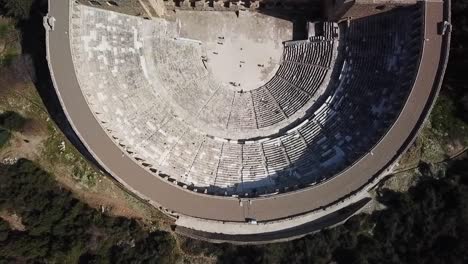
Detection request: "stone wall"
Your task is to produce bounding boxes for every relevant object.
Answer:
[163,0,322,13]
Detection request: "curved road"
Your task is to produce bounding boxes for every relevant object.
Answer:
[45,0,448,222]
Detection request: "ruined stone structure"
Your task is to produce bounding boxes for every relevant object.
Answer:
[46,0,450,243]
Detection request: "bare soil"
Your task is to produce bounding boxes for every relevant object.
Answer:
[0,210,26,231]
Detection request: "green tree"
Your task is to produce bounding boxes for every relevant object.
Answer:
[0,0,33,19]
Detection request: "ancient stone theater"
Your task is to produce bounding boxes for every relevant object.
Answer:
[45,0,450,243]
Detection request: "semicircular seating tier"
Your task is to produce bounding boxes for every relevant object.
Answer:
[70,4,423,196]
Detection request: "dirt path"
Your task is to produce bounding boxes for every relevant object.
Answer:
[0,210,26,231]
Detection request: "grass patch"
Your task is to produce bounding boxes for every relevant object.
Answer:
[0,19,20,67]
[430,95,468,145]
[0,50,19,66]
[41,124,101,188]
[71,160,99,188]
[419,128,447,162]
[0,23,15,39]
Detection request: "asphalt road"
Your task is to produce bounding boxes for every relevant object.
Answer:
[46,0,447,222]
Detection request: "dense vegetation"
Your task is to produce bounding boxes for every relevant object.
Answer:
[0,159,178,263]
[0,0,467,263]
[0,0,32,20]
